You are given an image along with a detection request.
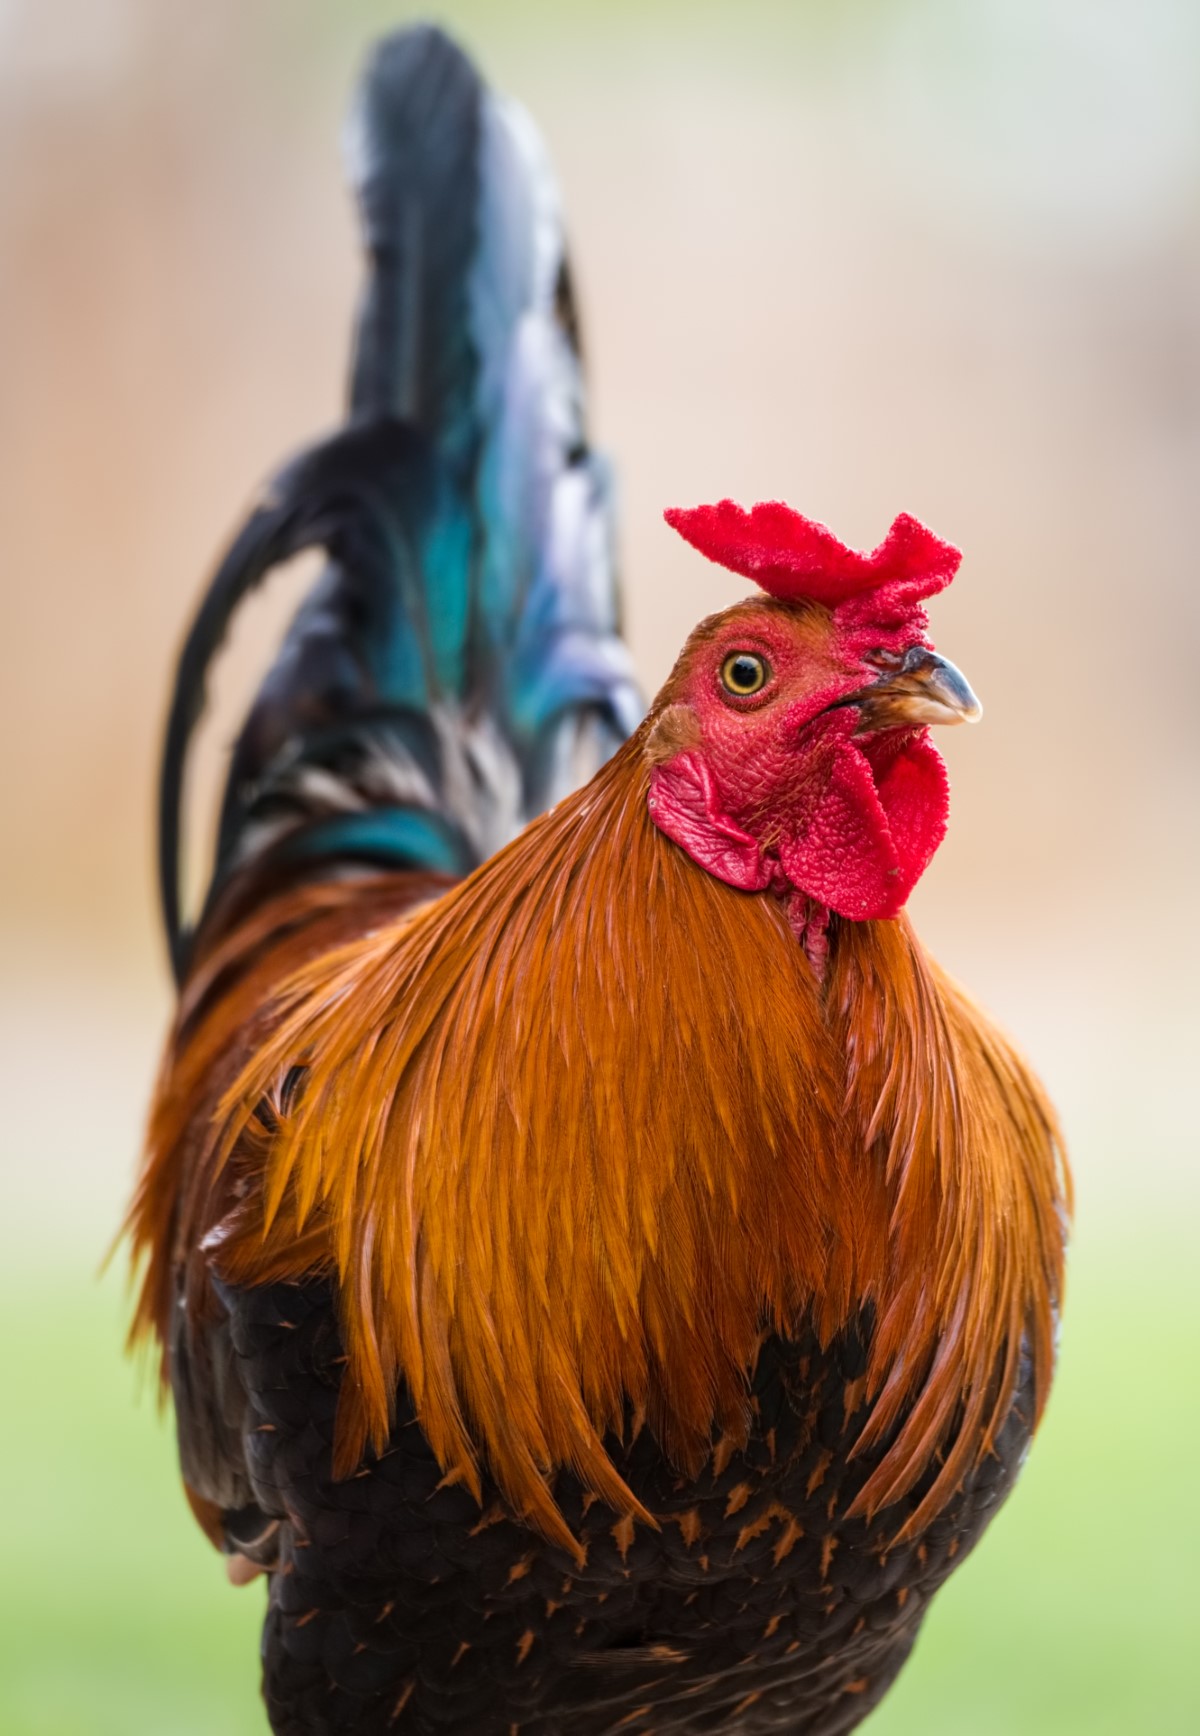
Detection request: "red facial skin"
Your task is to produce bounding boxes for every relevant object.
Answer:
[648,503,962,935]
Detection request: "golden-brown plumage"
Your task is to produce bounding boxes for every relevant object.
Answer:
[129,719,1069,1563]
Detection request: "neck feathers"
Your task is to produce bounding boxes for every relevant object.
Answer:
[135,728,1068,1555]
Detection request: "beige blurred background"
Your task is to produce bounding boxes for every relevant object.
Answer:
[1,2,1197,1732]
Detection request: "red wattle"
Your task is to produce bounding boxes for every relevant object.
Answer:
[649,726,949,923]
[776,730,948,921]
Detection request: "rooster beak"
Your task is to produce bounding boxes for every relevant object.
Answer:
[856,648,983,731]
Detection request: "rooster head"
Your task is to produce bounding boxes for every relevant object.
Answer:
[646,500,981,922]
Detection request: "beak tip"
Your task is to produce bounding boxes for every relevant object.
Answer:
[927,655,982,726]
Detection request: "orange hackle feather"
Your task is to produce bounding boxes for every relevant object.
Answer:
[128,722,1069,1560]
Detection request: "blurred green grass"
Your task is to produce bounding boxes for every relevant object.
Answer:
[1,1215,1195,1735]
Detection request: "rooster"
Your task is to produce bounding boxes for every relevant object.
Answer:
[126,25,1070,1736]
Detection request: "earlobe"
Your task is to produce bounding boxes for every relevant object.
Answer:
[647,750,772,893]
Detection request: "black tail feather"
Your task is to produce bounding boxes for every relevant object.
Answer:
[346,25,481,447]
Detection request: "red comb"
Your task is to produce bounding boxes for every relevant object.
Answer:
[664,500,960,608]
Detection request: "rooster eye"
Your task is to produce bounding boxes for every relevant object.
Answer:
[720,652,768,696]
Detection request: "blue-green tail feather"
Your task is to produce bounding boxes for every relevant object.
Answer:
[160,26,641,982]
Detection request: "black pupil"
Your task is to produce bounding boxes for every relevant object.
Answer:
[730,656,760,690]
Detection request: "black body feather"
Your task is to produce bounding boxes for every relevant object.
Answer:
[218,1279,1034,1734]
